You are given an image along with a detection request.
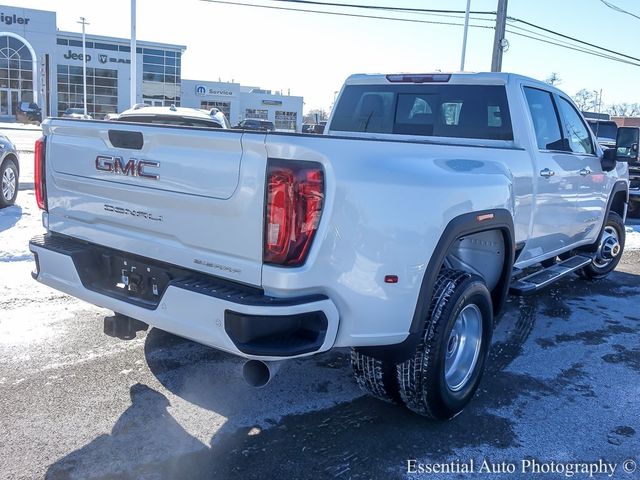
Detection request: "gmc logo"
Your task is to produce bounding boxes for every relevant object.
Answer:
[95,155,160,180]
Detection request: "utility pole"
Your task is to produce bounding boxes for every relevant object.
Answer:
[130,0,137,107]
[460,0,471,71]
[490,0,508,72]
[77,17,89,117]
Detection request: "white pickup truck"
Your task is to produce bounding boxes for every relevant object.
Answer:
[30,72,638,419]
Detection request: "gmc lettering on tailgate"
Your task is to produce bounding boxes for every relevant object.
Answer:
[95,155,160,180]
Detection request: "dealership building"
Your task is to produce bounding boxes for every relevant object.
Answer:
[1,5,303,129]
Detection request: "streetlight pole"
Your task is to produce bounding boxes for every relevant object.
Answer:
[77,17,89,117]
[460,0,471,71]
[131,0,137,107]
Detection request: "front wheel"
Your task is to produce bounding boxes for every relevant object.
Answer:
[580,211,625,280]
[397,269,493,419]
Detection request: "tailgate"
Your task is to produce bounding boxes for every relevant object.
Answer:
[43,119,267,286]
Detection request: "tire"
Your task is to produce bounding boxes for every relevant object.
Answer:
[0,159,18,208]
[350,348,402,404]
[628,200,640,219]
[580,211,625,280]
[397,269,493,419]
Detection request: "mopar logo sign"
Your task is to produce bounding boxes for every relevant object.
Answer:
[195,85,234,96]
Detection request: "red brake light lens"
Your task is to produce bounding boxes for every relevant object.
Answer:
[264,160,324,266]
[386,73,451,83]
[34,136,47,211]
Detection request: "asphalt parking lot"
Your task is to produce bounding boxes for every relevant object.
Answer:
[0,127,638,480]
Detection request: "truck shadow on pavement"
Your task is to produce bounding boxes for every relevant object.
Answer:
[44,383,206,480]
[44,269,640,479]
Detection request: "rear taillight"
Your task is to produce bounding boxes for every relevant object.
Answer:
[34,136,47,211]
[264,160,324,266]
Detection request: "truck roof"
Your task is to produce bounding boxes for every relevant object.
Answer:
[343,72,555,90]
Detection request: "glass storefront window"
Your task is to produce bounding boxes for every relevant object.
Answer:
[245,108,268,120]
[275,111,297,130]
[142,48,182,106]
[200,101,231,119]
[57,64,118,118]
[0,34,36,112]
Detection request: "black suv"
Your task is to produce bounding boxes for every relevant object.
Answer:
[16,102,42,125]
[234,119,275,132]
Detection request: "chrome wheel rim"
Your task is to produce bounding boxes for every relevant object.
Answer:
[444,304,483,392]
[594,226,620,268]
[2,167,16,201]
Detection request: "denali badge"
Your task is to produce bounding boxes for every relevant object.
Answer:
[104,204,163,222]
[96,155,160,180]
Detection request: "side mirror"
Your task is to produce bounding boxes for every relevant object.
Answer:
[614,126,640,162]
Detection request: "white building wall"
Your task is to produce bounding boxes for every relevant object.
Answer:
[183,79,303,131]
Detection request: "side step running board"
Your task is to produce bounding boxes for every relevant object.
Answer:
[510,255,593,295]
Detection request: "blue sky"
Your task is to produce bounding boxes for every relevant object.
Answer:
[9,0,640,111]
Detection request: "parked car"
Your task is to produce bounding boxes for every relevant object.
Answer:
[30,72,633,420]
[0,134,19,208]
[301,123,314,133]
[116,104,229,129]
[62,108,92,120]
[309,121,327,134]
[587,119,618,149]
[16,101,42,125]
[234,118,275,132]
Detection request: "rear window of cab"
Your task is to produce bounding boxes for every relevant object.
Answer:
[330,84,513,140]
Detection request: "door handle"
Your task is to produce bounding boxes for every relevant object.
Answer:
[540,168,555,178]
[579,167,592,176]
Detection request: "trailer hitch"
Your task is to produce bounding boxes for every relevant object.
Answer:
[104,313,148,340]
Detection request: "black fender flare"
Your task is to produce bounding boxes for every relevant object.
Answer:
[358,208,515,363]
[580,180,628,253]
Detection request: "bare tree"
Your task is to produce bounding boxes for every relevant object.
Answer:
[545,72,562,86]
[573,89,596,111]
[607,102,640,117]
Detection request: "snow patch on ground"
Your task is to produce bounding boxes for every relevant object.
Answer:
[0,190,43,262]
[0,122,41,131]
[626,223,640,251]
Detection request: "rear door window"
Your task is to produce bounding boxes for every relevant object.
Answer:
[330,84,513,140]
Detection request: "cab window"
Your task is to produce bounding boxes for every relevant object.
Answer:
[557,97,594,154]
[523,87,564,150]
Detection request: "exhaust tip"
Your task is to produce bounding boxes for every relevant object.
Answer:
[243,360,273,388]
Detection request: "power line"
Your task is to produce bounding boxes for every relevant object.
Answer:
[269,0,496,15]
[201,0,495,29]
[507,16,640,63]
[598,0,640,21]
[505,22,640,65]
[202,0,640,68]
[506,28,640,67]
